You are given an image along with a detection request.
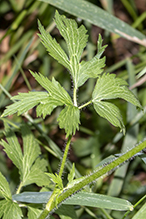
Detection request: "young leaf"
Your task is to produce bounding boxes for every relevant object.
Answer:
[0,172,12,200]
[38,20,71,71]
[96,34,107,59]
[77,34,107,88]
[67,163,75,184]
[1,91,49,117]
[47,173,63,190]
[77,56,105,88]
[0,199,22,219]
[92,73,142,133]
[57,105,80,137]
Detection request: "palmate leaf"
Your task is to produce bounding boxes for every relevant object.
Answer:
[57,105,80,137]
[38,13,107,89]
[0,199,22,219]
[92,73,142,133]
[2,72,73,118]
[1,122,49,188]
[2,91,49,117]
[54,11,88,88]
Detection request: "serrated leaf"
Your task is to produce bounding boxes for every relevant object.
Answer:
[92,73,142,106]
[2,91,49,117]
[54,11,88,88]
[77,34,106,87]
[20,124,49,186]
[92,73,142,132]
[2,72,73,118]
[38,13,106,89]
[23,158,50,187]
[0,199,22,219]
[96,34,107,59]
[55,11,88,63]
[93,101,125,133]
[78,56,105,88]
[0,172,11,200]
[0,123,23,173]
[30,71,73,106]
[38,20,71,71]
[57,106,80,137]
[1,123,49,188]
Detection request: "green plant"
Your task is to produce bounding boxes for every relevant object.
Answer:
[0,11,146,219]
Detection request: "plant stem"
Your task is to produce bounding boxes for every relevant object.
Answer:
[38,135,73,219]
[100,208,113,219]
[79,100,92,109]
[73,87,77,106]
[16,182,23,194]
[122,194,146,219]
[58,135,72,177]
[45,139,146,214]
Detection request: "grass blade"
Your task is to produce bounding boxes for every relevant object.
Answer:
[39,0,146,46]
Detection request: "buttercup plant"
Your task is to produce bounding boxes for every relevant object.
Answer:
[0,11,146,219]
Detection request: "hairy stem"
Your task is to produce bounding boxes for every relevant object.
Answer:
[44,140,146,214]
[79,100,92,109]
[59,135,72,177]
[38,135,72,219]
[73,87,77,107]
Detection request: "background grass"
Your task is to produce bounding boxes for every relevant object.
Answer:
[0,0,146,218]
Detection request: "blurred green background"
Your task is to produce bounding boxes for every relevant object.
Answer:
[0,0,146,218]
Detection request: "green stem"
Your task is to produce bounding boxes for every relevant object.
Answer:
[79,100,92,109]
[59,135,72,177]
[44,140,146,214]
[38,135,72,219]
[122,194,146,219]
[16,182,23,194]
[100,208,113,219]
[73,87,77,106]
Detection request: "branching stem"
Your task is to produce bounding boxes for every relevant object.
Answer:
[79,100,92,109]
